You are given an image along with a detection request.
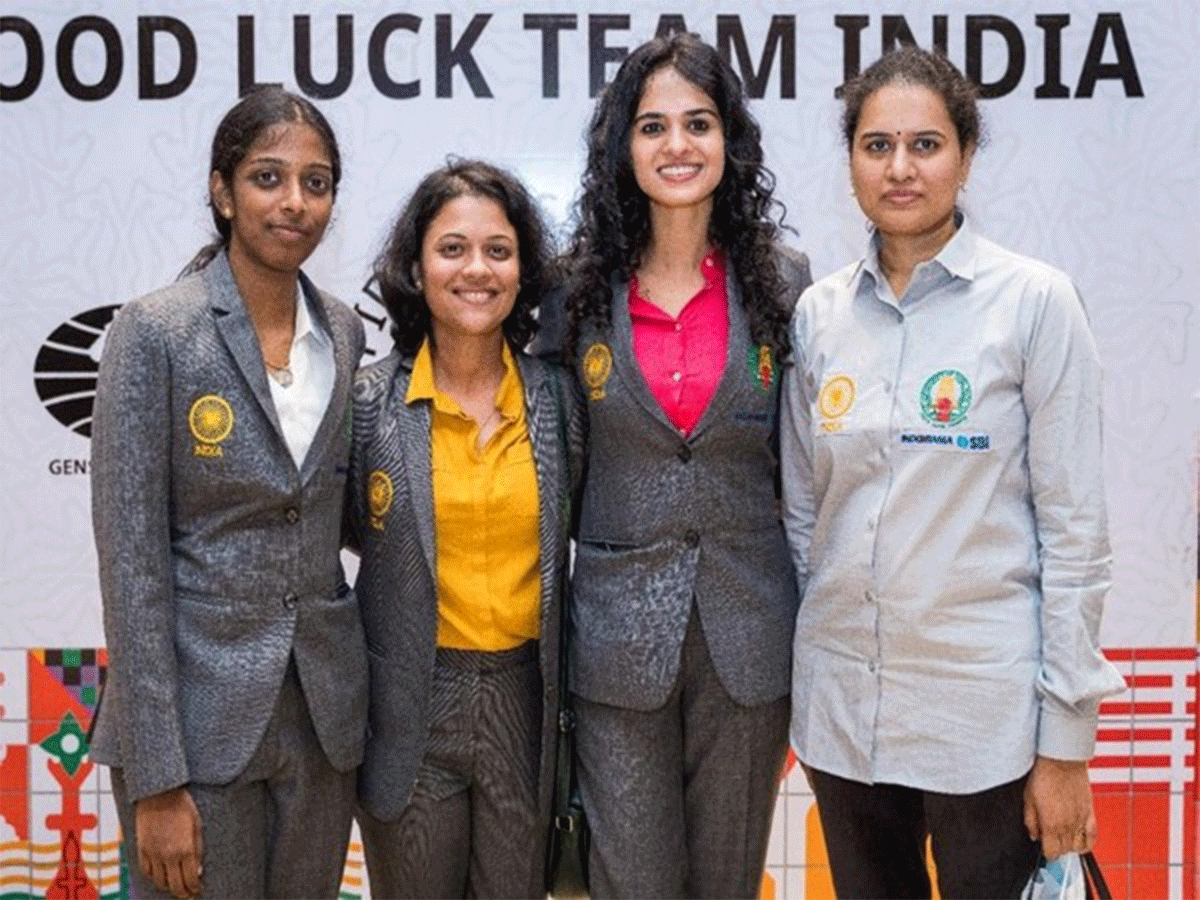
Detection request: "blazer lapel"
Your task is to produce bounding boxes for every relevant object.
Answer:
[517,356,566,651]
[299,280,352,483]
[518,356,564,549]
[207,253,285,440]
[397,360,438,577]
[689,260,749,441]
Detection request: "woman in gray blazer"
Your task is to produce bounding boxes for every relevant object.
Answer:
[552,33,811,899]
[347,159,584,899]
[89,87,367,900]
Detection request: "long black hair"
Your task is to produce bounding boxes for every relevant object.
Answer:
[560,32,790,362]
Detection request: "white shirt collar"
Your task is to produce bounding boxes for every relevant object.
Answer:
[292,287,330,350]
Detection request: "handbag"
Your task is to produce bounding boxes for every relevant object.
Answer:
[1021,851,1112,900]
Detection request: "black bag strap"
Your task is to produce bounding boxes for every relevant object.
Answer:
[548,368,577,831]
[1080,851,1112,900]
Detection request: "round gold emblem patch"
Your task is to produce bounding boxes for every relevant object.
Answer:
[368,470,394,520]
[818,375,855,420]
[188,394,234,444]
[582,343,613,400]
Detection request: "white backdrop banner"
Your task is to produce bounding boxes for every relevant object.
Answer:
[1,2,1197,898]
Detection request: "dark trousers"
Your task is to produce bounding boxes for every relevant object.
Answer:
[111,658,357,899]
[809,767,1040,900]
[574,608,790,899]
[359,641,543,900]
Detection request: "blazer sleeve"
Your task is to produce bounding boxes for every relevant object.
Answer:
[90,298,190,800]
[777,243,813,311]
[549,363,588,539]
[344,369,373,556]
[337,302,368,556]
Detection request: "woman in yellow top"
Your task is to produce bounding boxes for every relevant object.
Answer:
[346,159,584,898]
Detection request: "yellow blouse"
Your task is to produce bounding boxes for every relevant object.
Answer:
[406,339,541,650]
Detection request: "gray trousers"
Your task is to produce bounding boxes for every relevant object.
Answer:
[358,641,544,899]
[110,657,357,899]
[574,608,790,899]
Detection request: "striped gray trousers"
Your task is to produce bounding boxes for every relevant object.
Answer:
[359,640,544,899]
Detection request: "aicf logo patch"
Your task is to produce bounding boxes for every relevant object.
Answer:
[818,375,855,432]
[188,394,234,457]
[368,470,393,531]
[919,369,972,427]
[582,342,613,401]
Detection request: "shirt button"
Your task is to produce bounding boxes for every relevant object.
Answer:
[282,593,299,611]
[868,660,878,673]
[864,590,875,603]
[671,371,681,382]
[684,529,700,548]
[285,507,300,524]
[677,444,692,463]
[674,322,682,332]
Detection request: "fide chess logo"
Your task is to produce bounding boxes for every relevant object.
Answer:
[33,305,121,438]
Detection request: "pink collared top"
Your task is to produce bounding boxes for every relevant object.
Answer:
[629,250,728,436]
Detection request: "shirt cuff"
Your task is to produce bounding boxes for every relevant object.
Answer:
[1036,703,1100,762]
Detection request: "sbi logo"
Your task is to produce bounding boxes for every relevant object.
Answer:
[33,305,120,438]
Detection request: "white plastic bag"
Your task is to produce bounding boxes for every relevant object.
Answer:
[1020,852,1086,900]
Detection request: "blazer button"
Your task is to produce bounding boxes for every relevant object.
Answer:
[684,529,700,548]
[285,507,300,524]
[282,592,299,610]
[676,444,692,462]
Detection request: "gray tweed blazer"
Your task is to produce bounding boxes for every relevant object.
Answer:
[570,248,811,710]
[88,252,368,801]
[347,348,585,823]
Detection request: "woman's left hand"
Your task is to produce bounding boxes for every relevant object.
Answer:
[1022,755,1096,859]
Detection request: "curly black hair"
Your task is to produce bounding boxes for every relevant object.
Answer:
[559,32,791,363]
[371,158,553,357]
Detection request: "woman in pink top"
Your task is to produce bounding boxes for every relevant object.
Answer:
[547,32,812,898]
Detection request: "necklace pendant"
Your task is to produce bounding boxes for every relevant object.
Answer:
[268,366,293,388]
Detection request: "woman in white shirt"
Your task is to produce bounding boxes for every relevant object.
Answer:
[780,45,1126,899]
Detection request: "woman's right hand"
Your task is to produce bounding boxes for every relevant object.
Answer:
[135,786,204,898]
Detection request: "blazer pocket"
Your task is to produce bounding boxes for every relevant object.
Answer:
[174,590,238,644]
[174,588,235,608]
[572,539,694,634]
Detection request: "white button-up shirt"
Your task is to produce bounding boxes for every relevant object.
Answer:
[267,288,334,468]
[780,216,1126,794]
